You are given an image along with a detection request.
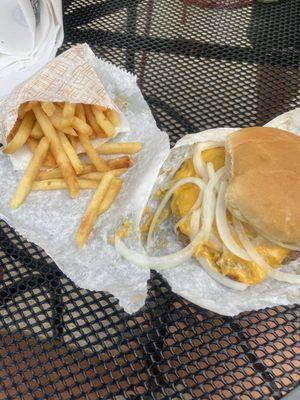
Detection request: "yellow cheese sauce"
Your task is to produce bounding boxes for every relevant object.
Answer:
[171,147,289,285]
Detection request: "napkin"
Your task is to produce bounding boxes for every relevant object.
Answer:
[0,0,63,99]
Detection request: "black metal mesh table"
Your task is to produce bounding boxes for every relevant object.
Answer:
[1,1,299,399]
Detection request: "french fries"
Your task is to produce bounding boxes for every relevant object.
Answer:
[106,109,120,127]
[32,179,99,191]
[7,119,22,143]
[58,131,83,174]
[31,121,43,139]
[49,108,78,136]
[84,104,105,137]
[4,112,35,154]
[80,169,127,180]
[62,102,76,127]
[9,137,50,208]
[75,104,86,122]
[78,132,109,172]
[95,142,142,155]
[72,116,93,136]
[92,105,116,137]
[33,105,79,198]
[36,167,128,181]
[6,100,141,247]
[108,156,133,169]
[76,172,114,247]
[69,135,78,151]
[98,178,122,216]
[41,102,56,117]
[27,137,56,168]
[18,101,38,119]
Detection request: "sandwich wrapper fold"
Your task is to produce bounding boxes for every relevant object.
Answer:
[140,114,300,316]
[0,41,299,315]
[0,44,170,313]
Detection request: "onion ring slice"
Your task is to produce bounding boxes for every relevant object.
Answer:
[216,182,251,261]
[233,218,300,285]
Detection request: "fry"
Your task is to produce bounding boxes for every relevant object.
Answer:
[37,168,62,180]
[78,133,109,172]
[75,104,86,122]
[106,109,120,127]
[81,169,127,180]
[9,137,50,208]
[27,137,38,152]
[33,105,79,198]
[4,111,35,154]
[77,157,132,171]
[63,127,78,136]
[18,103,26,119]
[92,105,115,137]
[95,142,142,155]
[62,102,76,127]
[80,164,96,174]
[44,152,57,168]
[18,101,38,118]
[49,108,77,136]
[32,179,99,191]
[58,131,83,174]
[31,121,43,139]
[7,119,22,143]
[76,172,114,247]
[37,163,95,180]
[72,116,93,136]
[69,135,78,151]
[84,104,105,137]
[98,178,122,216]
[27,137,56,168]
[108,156,133,169]
[41,102,56,117]
[36,167,128,181]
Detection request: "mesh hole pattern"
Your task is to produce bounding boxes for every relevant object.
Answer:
[1,1,300,399]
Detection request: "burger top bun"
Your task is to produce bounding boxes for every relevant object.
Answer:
[226,126,300,250]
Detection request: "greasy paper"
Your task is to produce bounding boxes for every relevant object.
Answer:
[0,44,129,170]
[140,113,300,316]
[0,49,170,313]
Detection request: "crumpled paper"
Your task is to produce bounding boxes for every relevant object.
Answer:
[139,112,300,316]
[0,47,170,313]
[0,43,129,170]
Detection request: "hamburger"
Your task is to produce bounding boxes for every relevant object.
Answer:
[116,126,300,289]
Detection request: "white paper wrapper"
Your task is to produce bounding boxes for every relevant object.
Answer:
[140,114,300,316]
[0,44,129,170]
[0,47,170,313]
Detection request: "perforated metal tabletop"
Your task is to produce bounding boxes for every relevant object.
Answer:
[1,1,299,399]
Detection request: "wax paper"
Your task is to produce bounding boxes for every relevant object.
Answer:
[0,46,170,313]
[138,112,300,316]
[0,44,129,170]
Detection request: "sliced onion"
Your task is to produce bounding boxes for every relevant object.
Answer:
[201,167,225,241]
[267,238,300,252]
[174,192,202,233]
[208,230,223,252]
[216,182,251,261]
[193,141,224,180]
[207,162,215,180]
[115,235,197,270]
[233,218,300,285]
[190,208,201,239]
[198,256,249,291]
[116,168,225,270]
[147,177,206,251]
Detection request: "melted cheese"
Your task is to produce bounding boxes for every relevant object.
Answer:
[171,147,289,285]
